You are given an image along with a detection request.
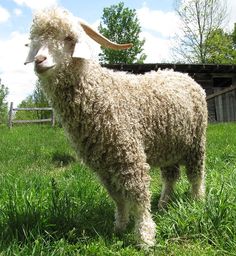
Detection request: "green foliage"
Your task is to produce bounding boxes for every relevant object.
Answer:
[32,81,50,109]
[15,95,37,120]
[98,2,146,64]
[0,123,236,254]
[15,82,51,121]
[232,24,236,46]
[204,28,236,64]
[0,80,8,124]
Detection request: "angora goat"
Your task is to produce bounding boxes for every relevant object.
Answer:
[25,7,208,247]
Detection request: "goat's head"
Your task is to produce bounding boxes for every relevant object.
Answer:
[25,7,133,75]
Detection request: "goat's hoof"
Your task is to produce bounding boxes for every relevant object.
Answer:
[114,223,127,234]
[136,218,156,249]
[158,200,169,210]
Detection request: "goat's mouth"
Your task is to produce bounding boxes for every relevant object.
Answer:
[34,57,55,74]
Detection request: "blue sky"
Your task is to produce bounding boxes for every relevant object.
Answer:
[0,0,236,105]
[0,0,174,39]
[0,1,174,34]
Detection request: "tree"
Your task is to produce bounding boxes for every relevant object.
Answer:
[204,28,236,64]
[16,95,37,121]
[33,81,50,110]
[174,0,228,63]
[16,81,50,120]
[98,2,146,64]
[0,79,8,124]
[232,23,236,47]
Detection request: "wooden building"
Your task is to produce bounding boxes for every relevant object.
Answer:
[106,63,236,122]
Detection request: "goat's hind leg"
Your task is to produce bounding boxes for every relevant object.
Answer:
[158,164,180,209]
[186,154,205,200]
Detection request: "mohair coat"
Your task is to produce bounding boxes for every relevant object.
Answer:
[40,59,207,202]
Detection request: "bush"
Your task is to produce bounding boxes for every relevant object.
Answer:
[15,82,51,121]
[0,82,8,124]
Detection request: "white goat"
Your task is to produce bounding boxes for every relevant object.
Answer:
[25,7,208,247]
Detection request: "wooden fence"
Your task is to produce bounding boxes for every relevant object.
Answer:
[8,85,236,127]
[8,102,55,128]
[206,86,236,122]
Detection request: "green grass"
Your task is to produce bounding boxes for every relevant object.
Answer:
[0,123,236,255]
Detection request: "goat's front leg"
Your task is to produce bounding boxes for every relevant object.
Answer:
[133,202,156,248]
[114,198,130,233]
[102,179,130,233]
[124,164,156,248]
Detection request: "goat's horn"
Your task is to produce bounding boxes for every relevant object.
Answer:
[80,21,133,50]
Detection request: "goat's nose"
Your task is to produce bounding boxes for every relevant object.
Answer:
[35,55,47,64]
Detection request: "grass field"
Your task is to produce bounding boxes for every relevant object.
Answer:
[0,123,236,255]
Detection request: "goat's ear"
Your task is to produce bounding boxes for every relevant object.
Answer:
[79,20,133,50]
[72,41,91,59]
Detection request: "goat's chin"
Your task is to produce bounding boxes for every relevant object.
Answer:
[34,63,55,74]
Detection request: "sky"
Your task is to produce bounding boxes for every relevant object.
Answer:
[0,0,236,106]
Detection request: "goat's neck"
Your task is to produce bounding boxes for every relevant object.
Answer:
[39,59,102,124]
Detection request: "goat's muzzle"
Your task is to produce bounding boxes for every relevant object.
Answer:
[35,55,47,64]
[25,43,55,74]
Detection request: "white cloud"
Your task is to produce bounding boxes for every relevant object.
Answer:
[0,32,37,106]
[136,6,180,63]
[14,8,23,16]
[141,31,174,63]
[13,0,58,10]
[228,0,236,30]
[137,6,181,38]
[0,6,10,23]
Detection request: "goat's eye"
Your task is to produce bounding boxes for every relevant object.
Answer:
[64,36,73,41]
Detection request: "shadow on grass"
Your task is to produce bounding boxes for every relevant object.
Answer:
[0,181,117,247]
[2,180,194,248]
[151,190,191,213]
[1,204,115,244]
[51,152,76,167]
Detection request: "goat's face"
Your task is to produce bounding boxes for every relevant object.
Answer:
[25,8,81,75]
[25,35,78,74]
[25,7,133,75]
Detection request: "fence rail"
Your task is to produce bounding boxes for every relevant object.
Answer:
[13,107,53,111]
[8,102,55,128]
[8,86,236,127]
[206,85,236,101]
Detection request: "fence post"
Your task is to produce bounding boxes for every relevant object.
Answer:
[51,109,55,127]
[8,102,14,128]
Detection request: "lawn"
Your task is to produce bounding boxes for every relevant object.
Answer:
[0,123,236,255]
